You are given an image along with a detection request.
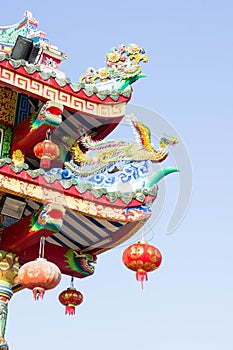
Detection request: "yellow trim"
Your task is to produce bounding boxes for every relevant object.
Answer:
[0,173,150,222]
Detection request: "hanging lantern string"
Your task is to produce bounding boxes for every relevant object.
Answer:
[113,219,156,251]
[70,276,74,289]
[39,236,45,258]
[141,227,144,242]
[46,128,51,140]
[141,220,145,242]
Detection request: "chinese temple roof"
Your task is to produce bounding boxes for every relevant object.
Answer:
[0,10,156,283]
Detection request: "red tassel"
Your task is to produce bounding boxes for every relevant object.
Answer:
[136,270,148,290]
[33,287,45,300]
[65,305,75,315]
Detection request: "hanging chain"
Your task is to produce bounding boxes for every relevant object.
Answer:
[39,236,45,258]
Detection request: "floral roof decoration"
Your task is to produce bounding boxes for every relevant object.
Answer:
[79,43,148,91]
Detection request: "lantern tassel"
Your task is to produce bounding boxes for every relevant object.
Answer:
[136,270,148,290]
[65,305,76,315]
[33,287,45,300]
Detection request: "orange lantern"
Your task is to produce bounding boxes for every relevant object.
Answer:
[33,139,59,168]
[59,287,83,315]
[18,257,61,300]
[122,241,162,289]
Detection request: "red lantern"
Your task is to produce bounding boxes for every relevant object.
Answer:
[18,258,61,300]
[33,140,59,168]
[122,241,162,289]
[59,287,83,315]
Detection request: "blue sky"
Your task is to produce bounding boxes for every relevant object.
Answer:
[1,1,233,349]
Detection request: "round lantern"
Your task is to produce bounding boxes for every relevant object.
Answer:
[17,258,61,300]
[122,241,162,289]
[59,287,83,315]
[33,139,59,168]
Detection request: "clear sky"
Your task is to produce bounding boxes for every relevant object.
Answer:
[1,1,233,349]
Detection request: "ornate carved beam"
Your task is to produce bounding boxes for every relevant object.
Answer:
[11,100,63,154]
[1,204,65,253]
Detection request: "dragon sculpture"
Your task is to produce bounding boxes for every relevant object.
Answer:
[46,115,179,220]
[47,114,179,215]
[29,204,66,233]
[65,114,178,175]
[64,249,96,277]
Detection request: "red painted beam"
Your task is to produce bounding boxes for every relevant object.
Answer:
[12,118,57,152]
[17,242,94,279]
[0,213,57,253]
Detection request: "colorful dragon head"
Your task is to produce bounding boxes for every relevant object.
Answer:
[65,249,97,277]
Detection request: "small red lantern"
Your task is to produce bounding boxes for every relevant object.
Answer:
[122,241,162,289]
[18,257,61,300]
[59,287,83,315]
[33,139,59,168]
